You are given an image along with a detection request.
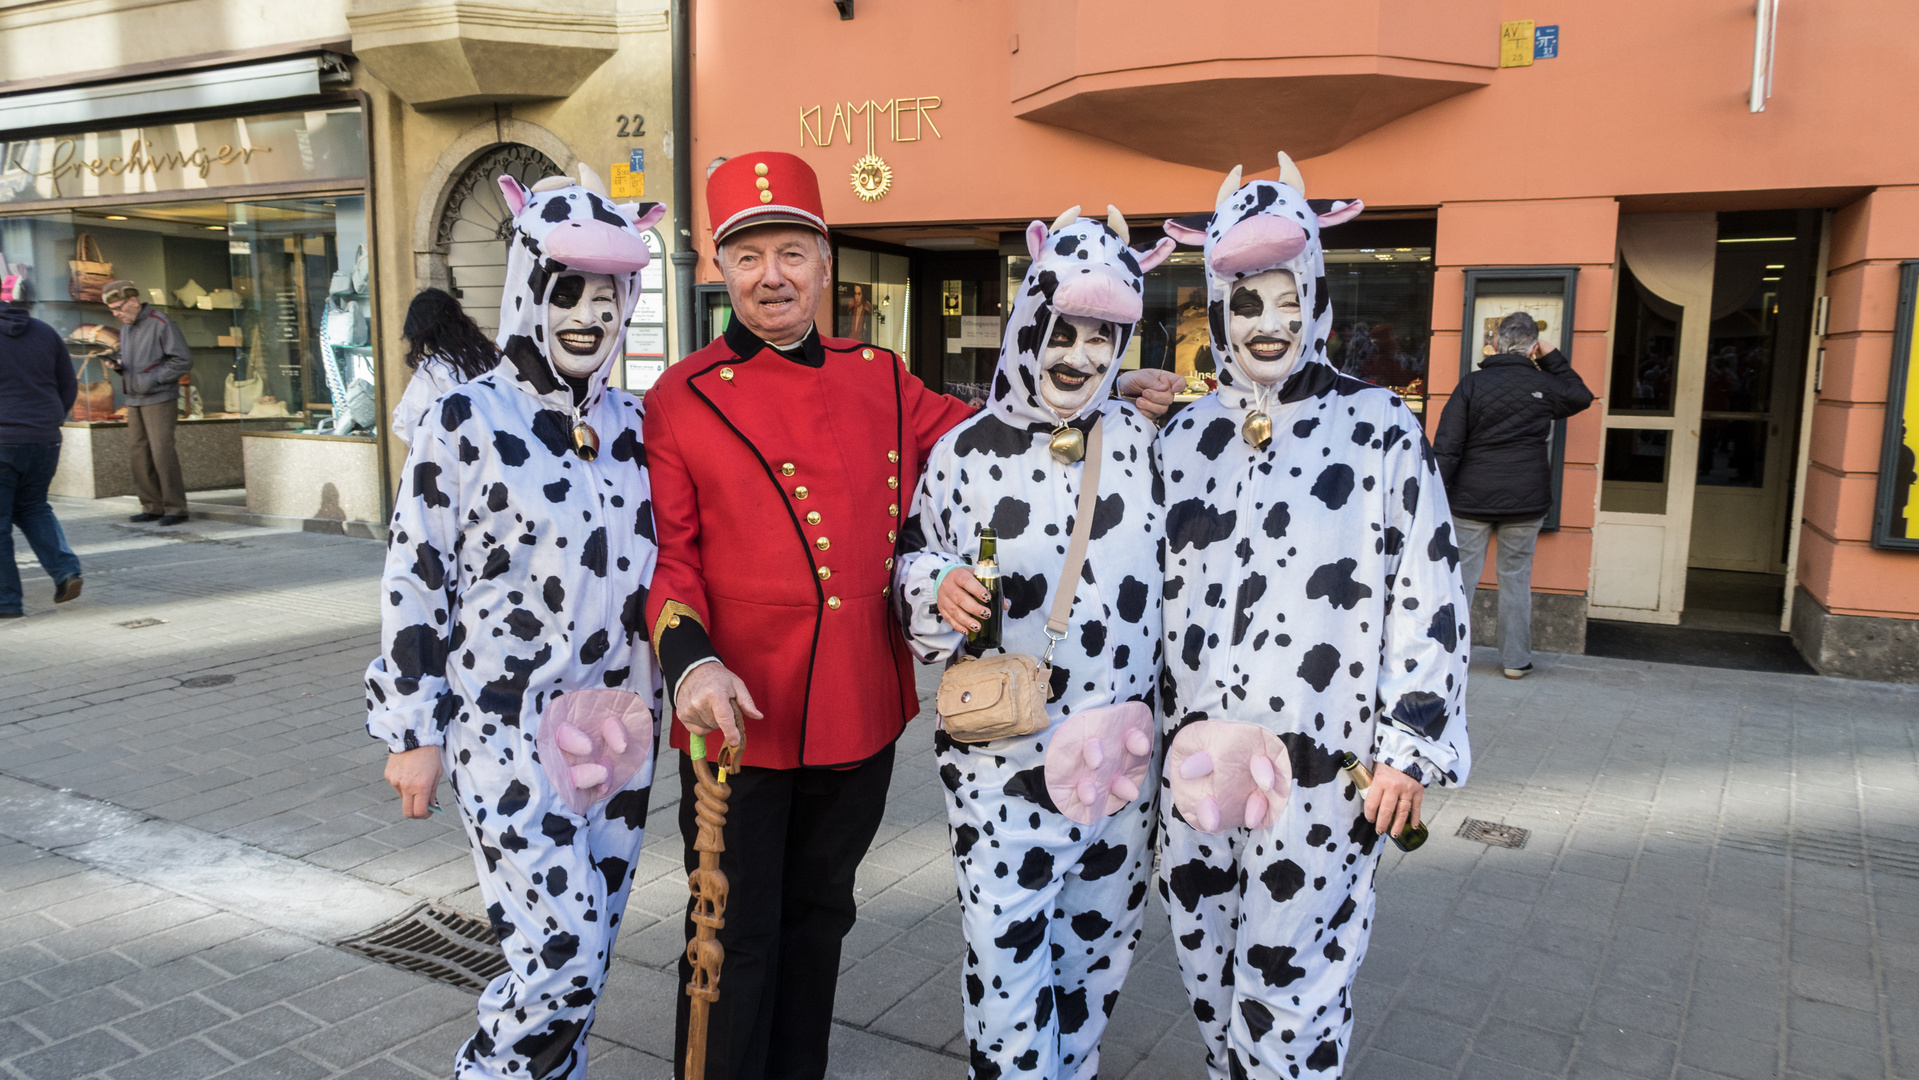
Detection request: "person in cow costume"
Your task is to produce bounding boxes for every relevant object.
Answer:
[1152,155,1472,1079]
[894,206,1174,1079]
[367,165,668,1080]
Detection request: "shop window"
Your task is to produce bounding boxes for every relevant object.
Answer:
[1609,263,1681,416]
[836,246,911,361]
[1600,428,1672,514]
[1,195,372,435]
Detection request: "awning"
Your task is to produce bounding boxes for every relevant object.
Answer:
[0,55,346,138]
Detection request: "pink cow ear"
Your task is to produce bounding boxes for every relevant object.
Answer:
[1317,199,1365,228]
[628,201,668,231]
[499,175,529,218]
[1026,219,1050,262]
[1161,219,1209,247]
[1135,236,1177,273]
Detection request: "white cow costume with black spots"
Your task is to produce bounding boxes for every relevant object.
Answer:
[894,207,1174,1080]
[365,167,668,1080]
[1152,157,1472,1079]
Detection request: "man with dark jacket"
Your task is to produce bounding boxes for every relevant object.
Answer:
[1434,311,1593,678]
[102,279,191,524]
[0,304,84,617]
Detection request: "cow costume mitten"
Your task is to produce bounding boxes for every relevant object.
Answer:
[1153,155,1472,1079]
[894,206,1174,1080]
[365,165,667,1080]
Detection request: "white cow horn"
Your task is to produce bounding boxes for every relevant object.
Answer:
[1277,152,1306,195]
[577,162,612,199]
[1214,165,1243,210]
[1051,204,1082,234]
[1106,205,1130,244]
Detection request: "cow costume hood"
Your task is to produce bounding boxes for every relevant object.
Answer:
[990,205,1175,431]
[496,164,666,423]
[1163,153,1362,429]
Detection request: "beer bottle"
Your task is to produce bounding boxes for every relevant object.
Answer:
[1340,751,1429,852]
[966,527,1003,654]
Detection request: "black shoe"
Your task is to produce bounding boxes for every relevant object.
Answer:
[129,512,162,523]
[156,515,188,526]
[0,612,21,620]
[54,576,82,604]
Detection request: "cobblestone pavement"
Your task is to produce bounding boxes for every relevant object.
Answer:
[0,497,1914,1079]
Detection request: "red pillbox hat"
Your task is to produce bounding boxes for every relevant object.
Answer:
[708,152,828,243]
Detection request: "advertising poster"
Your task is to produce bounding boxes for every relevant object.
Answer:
[1876,262,1919,548]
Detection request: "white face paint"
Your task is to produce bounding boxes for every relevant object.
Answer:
[1038,314,1116,418]
[546,272,621,377]
[1227,269,1304,386]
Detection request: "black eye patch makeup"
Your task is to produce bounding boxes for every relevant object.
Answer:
[549,275,586,309]
[1230,287,1263,318]
[1047,320,1078,349]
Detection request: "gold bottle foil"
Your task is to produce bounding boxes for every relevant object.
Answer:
[1048,425,1086,464]
[571,421,600,461]
[1242,411,1274,450]
[1339,751,1429,851]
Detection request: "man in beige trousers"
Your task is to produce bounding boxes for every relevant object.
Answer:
[102,280,191,524]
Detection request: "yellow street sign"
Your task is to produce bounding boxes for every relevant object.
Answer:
[610,163,645,199]
[1500,20,1536,68]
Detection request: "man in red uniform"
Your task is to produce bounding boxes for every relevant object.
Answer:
[644,153,1179,1080]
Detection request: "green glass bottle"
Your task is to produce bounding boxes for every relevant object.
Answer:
[1341,751,1429,852]
[966,527,1003,654]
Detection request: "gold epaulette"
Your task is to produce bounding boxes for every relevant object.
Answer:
[651,599,704,657]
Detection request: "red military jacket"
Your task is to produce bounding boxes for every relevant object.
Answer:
[643,319,974,769]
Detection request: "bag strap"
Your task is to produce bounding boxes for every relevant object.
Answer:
[1042,417,1103,655]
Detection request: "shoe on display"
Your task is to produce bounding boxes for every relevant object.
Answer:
[156,515,189,526]
[129,512,162,523]
[54,577,82,604]
[1503,664,1534,680]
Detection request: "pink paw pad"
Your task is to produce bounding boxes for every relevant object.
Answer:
[1165,721,1292,834]
[537,689,656,817]
[1044,702,1156,825]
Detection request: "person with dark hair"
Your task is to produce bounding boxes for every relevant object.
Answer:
[1434,310,1594,679]
[390,287,501,439]
[0,303,84,617]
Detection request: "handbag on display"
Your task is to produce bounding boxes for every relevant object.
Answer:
[322,296,370,348]
[0,254,24,303]
[935,420,1104,744]
[66,234,113,303]
[247,395,290,418]
[69,353,118,422]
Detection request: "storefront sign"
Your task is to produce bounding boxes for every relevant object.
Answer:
[799,97,943,147]
[1873,262,1919,550]
[1500,21,1536,68]
[1534,25,1560,59]
[0,106,365,206]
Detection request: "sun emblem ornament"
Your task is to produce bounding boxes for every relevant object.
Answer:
[851,154,893,202]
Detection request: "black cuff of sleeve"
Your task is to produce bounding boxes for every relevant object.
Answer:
[658,617,720,693]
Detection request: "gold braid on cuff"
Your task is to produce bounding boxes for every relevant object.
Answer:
[652,599,705,658]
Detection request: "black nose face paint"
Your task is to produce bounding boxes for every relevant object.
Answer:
[1288,319,1302,334]
[549,275,586,310]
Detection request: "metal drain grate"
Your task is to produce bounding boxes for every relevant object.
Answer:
[338,905,508,992]
[179,675,235,689]
[118,618,167,629]
[1457,818,1530,849]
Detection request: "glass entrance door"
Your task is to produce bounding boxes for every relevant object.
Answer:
[915,252,1001,406]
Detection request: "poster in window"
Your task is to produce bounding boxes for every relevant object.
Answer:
[1458,267,1579,530]
[1873,261,1919,549]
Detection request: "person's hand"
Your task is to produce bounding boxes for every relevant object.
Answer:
[937,566,993,634]
[677,662,760,748]
[104,359,123,372]
[385,746,443,820]
[1116,368,1183,420]
[1529,340,1551,363]
[1361,762,1424,839]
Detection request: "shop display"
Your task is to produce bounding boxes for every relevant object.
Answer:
[66,233,111,302]
[1875,261,1919,550]
[316,244,375,435]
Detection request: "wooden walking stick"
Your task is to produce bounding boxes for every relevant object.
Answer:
[683,730,738,1080]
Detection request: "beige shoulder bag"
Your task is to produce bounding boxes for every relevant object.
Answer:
[936,420,1103,743]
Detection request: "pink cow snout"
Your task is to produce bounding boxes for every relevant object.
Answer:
[1211,214,1309,278]
[1044,701,1156,825]
[1165,720,1292,833]
[536,689,656,816]
[1050,268,1143,326]
[543,217,656,276]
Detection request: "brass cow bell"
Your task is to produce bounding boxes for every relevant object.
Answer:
[1048,425,1086,464]
[1241,410,1274,450]
[572,421,601,461]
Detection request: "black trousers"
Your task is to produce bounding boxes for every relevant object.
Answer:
[674,741,895,1080]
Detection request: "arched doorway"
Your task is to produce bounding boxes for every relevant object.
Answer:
[434,144,562,336]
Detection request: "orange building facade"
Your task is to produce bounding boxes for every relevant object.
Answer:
[688,0,1919,682]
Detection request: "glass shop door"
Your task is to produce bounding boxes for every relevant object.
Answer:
[914,252,1002,407]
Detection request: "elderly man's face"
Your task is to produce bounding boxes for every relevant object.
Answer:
[1227,269,1304,386]
[719,224,830,346]
[108,296,142,325]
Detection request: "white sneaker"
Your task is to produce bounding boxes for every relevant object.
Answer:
[1503,664,1533,680]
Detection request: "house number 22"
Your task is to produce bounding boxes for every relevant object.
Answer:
[616,114,646,138]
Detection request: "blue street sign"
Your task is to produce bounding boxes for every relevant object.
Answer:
[1535,25,1559,59]
[629,148,645,172]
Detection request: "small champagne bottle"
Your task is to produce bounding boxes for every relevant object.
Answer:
[965,527,1003,654]
[1340,751,1429,852]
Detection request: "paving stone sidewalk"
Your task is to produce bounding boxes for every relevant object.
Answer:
[0,498,1914,1079]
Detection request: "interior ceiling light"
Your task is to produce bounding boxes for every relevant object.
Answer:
[1718,236,1795,243]
[104,214,128,220]
[1765,263,1786,269]
[204,225,226,231]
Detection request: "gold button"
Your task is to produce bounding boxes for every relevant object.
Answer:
[754,162,769,176]
[816,536,831,551]
[888,503,899,517]
[861,348,874,360]
[886,476,899,489]
[887,529,897,542]
[668,614,681,629]
[781,462,795,476]
[794,486,808,499]
[806,511,821,525]
[817,566,831,580]
[882,585,891,597]
[759,191,774,204]
[887,450,900,463]
[720,367,734,381]
[827,596,841,610]
[884,556,894,569]
[755,178,770,190]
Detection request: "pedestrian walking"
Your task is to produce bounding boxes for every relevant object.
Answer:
[366,167,669,1079]
[0,303,83,618]
[642,152,1181,1080]
[100,279,191,525]
[390,287,500,441]
[1433,311,1594,678]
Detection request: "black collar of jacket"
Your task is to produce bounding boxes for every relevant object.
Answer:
[1277,360,1340,403]
[1480,352,1536,369]
[724,317,826,368]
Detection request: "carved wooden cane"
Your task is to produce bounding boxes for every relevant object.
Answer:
[683,731,737,1080]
